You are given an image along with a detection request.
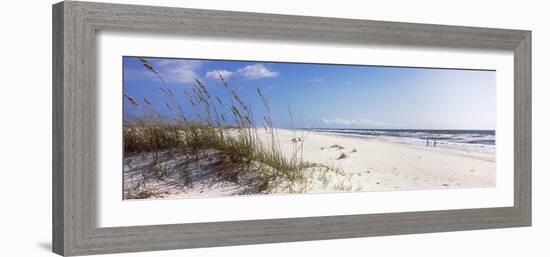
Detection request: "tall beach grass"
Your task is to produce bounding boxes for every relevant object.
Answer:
[123,58,332,198]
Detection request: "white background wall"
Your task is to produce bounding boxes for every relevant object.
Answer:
[0,0,547,256]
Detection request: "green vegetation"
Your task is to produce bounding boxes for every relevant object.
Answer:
[123,58,339,198]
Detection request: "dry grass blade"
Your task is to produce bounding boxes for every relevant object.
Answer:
[124,58,338,198]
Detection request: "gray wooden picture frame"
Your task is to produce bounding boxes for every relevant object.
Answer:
[52,1,531,256]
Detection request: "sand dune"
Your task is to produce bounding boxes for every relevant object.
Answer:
[124,128,495,199]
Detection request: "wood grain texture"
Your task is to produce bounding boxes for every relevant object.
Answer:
[513,32,532,223]
[52,2,65,255]
[52,1,531,256]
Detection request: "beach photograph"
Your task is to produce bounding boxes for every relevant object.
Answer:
[122,57,496,200]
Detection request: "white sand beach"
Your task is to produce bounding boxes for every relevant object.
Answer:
[124,128,495,199]
[269,129,495,192]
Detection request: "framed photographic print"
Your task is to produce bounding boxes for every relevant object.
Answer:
[52,1,531,256]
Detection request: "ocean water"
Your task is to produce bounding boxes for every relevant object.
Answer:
[311,128,496,153]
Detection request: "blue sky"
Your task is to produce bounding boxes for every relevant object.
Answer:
[123,57,496,130]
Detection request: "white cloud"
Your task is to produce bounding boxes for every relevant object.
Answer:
[320,118,385,127]
[152,59,202,83]
[236,64,279,79]
[205,69,234,80]
[129,58,202,84]
[205,64,278,81]
[308,78,324,83]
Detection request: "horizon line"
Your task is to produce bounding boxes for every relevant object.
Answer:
[301,127,496,131]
